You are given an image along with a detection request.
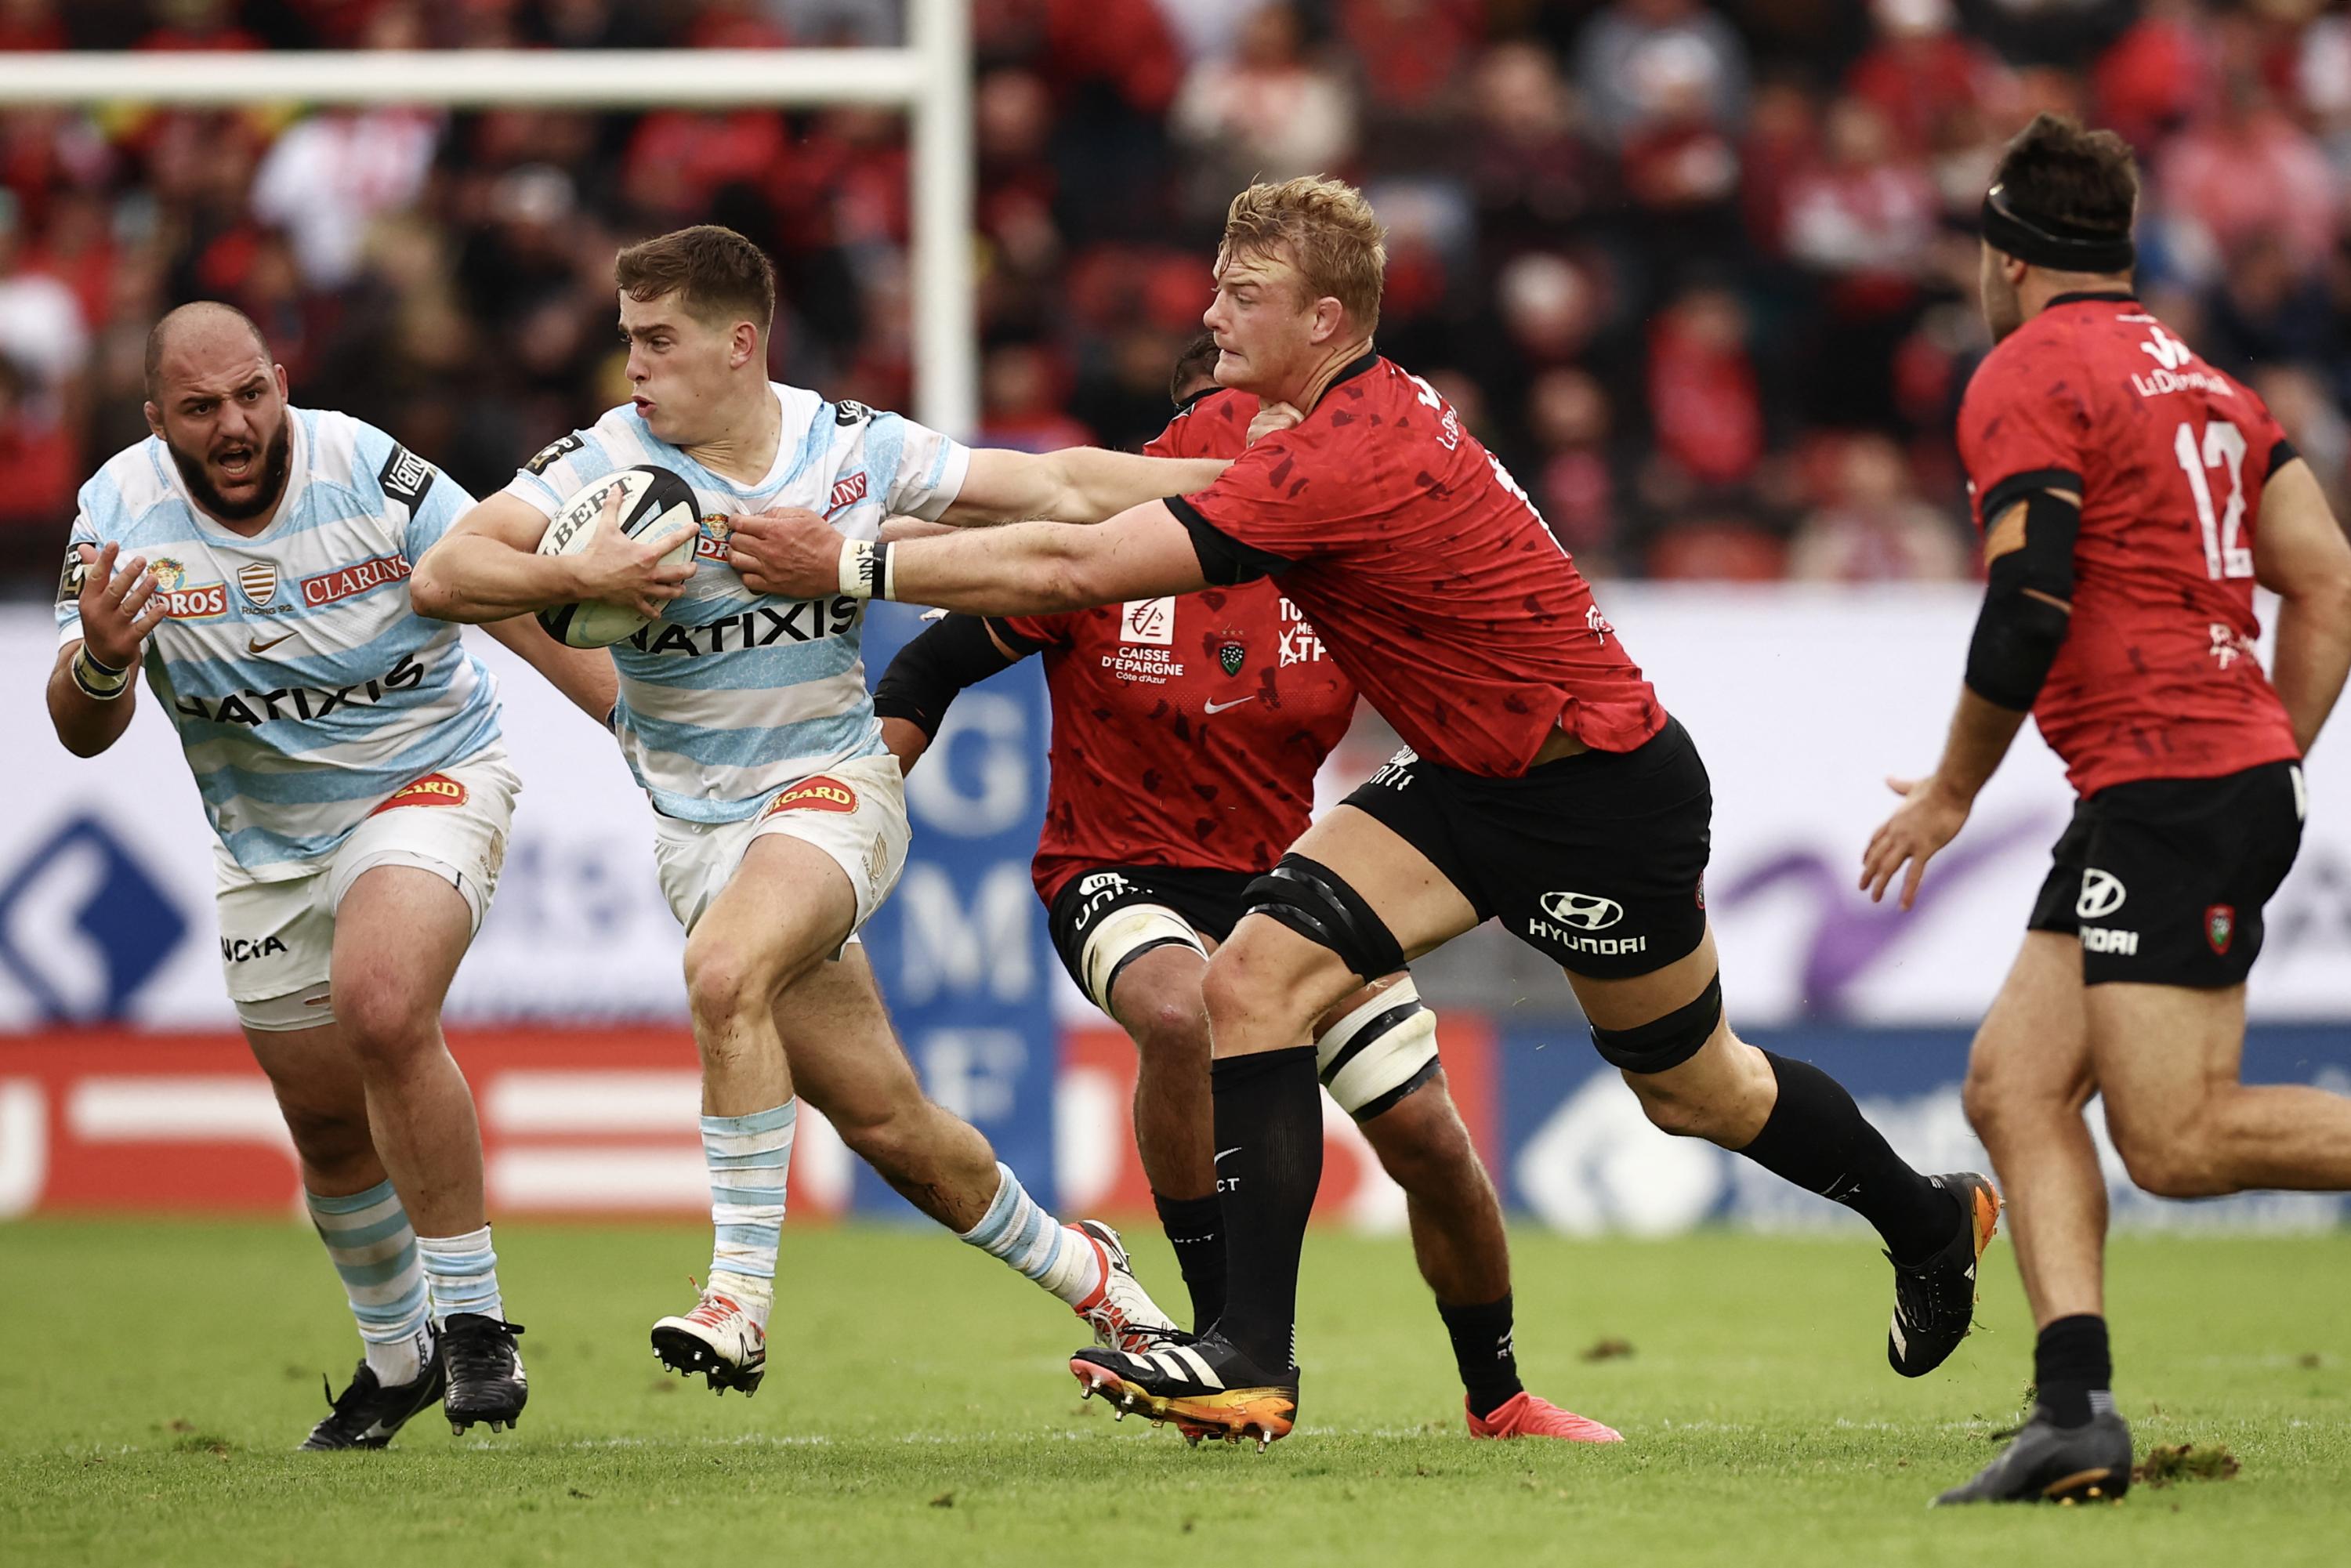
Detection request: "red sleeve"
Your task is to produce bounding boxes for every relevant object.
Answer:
[1956,336,2093,531]
[1170,423,1369,574]
[2227,375,2296,483]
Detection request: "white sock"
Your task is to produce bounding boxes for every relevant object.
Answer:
[958,1162,1104,1306]
[306,1180,433,1385]
[415,1225,504,1324]
[703,1102,795,1331]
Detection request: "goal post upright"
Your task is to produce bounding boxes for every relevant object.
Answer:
[0,23,979,435]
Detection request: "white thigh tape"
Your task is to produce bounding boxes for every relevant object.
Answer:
[1317,976,1440,1118]
[1081,903,1206,1014]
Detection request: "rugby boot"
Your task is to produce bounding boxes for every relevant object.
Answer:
[1888,1171,2002,1377]
[298,1349,446,1450]
[1068,1220,1183,1356]
[1935,1406,2133,1505]
[651,1289,766,1395]
[1070,1329,1299,1451]
[441,1313,527,1434]
[1465,1390,1623,1443]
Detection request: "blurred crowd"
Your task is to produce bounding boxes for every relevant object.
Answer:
[5,0,2351,592]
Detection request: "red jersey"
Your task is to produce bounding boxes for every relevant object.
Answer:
[1171,354,1665,777]
[1000,389,1359,904]
[1957,293,2302,797]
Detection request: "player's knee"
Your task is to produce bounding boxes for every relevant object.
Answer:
[1624,1074,1717,1139]
[333,976,434,1060]
[1960,1059,2027,1143]
[1200,947,1281,1034]
[1125,995,1210,1062]
[683,934,773,1034]
[2111,1124,2226,1199]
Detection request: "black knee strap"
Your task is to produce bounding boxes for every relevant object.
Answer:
[1242,854,1407,982]
[1590,972,1724,1074]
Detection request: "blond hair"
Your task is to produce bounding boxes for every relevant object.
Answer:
[1219,176,1386,334]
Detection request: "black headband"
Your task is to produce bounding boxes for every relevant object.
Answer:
[1980,183,2135,273]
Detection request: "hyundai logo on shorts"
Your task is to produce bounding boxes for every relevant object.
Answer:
[1538,890,1625,931]
[2076,869,2128,922]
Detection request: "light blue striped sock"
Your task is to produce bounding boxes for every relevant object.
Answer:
[415,1225,504,1324]
[705,1102,795,1331]
[958,1163,1103,1307]
[306,1181,432,1385]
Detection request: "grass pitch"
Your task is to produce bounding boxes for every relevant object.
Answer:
[4,1218,2349,1566]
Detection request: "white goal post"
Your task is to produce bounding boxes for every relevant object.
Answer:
[0,0,976,436]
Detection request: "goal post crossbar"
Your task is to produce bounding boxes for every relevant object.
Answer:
[0,5,976,434]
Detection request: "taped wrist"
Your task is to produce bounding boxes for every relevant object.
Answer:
[71,645,132,700]
[873,613,1020,737]
[840,538,895,600]
[1965,490,2078,712]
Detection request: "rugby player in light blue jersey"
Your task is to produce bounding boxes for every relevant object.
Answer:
[48,302,618,1447]
[411,226,1219,1400]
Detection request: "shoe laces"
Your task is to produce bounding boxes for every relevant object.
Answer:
[441,1317,524,1379]
[684,1293,740,1330]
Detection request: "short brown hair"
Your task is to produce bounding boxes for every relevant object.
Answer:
[1219,176,1386,334]
[1992,114,2138,236]
[614,224,777,332]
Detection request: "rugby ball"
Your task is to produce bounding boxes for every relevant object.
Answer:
[534,465,702,648]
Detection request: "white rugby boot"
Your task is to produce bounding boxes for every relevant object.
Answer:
[1068,1220,1183,1356]
[650,1290,767,1396]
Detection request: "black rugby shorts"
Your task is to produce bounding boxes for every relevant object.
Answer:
[2027,759,2305,988]
[1045,864,1255,1001]
[1341,716,1712,979]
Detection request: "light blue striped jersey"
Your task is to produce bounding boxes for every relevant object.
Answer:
[494,384,969,822]
[59,408,502,878]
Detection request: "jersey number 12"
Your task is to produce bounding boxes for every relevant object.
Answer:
[2174,417,2251,580]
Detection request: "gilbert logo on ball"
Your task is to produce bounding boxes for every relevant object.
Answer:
[534,465,702,649]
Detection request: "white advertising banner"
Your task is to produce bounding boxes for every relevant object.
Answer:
[6,586,2349,1030]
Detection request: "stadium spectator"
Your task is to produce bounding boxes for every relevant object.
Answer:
[3,0,2350,596]
[1786,432,1972,582]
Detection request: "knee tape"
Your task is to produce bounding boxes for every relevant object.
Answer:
[237,980,336,1032]
[1080,902,1206,1014]
[1590,972,1724,1074]
[1243,854,1407,983]
[1315,976,1441,1121]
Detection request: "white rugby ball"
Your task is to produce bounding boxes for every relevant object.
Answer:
[534,465,702,648]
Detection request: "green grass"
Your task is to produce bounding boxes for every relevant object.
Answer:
[4,1218,2349,1566]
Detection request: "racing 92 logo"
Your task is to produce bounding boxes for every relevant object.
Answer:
[0,817,187,1021]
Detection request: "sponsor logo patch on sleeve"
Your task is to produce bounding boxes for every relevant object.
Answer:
[379,444,437,509]
[761,776,859,817]
[370,773,469,814]
[56,545,86,607]
[523,433,585,476]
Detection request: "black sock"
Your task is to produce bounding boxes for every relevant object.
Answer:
[1738,1052,1958,1263]
[1153,1191,1226,1331]
[2034,1315,2112,1429]
[1209,1046,1322,1371]
[1437,1293,1523,1419]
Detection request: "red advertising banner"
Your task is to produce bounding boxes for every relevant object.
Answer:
[0,1022,1496,1222]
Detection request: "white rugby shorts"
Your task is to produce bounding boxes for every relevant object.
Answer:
[651,751,911,939]
[216,747,520,1031]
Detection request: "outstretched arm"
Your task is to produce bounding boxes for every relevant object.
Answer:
[1862,488,2078,908]
[729,499,1212,614]
[940,447,1227,527]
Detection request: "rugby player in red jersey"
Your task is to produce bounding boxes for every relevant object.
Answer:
[1863,116,2351,1505]
[868,335,1618,1443]
[728,176,1996,1450]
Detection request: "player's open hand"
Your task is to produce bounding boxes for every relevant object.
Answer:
[1860,776,1971,911]
[574,485,693,618]
[726,507,841,599]
[1248,401,1303,444]
[74,541,165,668]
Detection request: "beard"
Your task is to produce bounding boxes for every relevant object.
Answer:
[166,418,292,522]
